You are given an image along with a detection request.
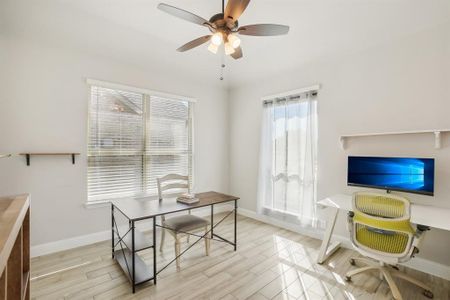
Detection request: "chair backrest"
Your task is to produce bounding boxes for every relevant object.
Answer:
[157,174,190,200]
[350,192,415,257]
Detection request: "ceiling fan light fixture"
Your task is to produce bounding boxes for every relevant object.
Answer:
[211,32,223,46]
[158,1,290,61]
[208,43,219,54]
[224,42,236,55]
[227,34,241,49]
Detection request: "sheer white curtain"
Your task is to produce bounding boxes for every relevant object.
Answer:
[257,91,318,227]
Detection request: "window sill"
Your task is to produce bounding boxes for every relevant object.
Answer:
[84,195,139,209]
[84,192,184,209]
[84,201,111,209]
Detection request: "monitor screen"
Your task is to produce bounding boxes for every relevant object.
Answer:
[347,156,435,196]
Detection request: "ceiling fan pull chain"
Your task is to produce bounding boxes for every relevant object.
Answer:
[220,54,225,80]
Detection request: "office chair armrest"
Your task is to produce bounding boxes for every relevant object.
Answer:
[346,211,354,232]
[411,224,431,256]
[416,224,430,232]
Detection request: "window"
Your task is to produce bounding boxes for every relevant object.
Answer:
[87,85,192,203]
[257,89,318,225]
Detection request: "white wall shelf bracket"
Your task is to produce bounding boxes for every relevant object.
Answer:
[339,129,450,150]
[339,137,346,150]
[434,131,441,149]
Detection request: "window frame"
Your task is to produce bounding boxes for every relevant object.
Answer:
[86,79,196,205]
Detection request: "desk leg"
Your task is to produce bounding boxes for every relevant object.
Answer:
[234,200,237,251]
[210,204,214,239]
[317,206,341,264]
[111,204,115,259]
[153,217,157,285]
[131,221,136,293]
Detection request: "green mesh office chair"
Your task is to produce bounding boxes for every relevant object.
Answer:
[346,192,433,300]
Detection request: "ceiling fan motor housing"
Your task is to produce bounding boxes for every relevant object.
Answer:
[209,13,239,31]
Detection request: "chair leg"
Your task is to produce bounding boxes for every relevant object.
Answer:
[205,225,210,256]
[381,267,403,300]
[391,269,432,292]
[349,257,378,267]
[346,266,379,280]
[175,234,181,269]
[160,227,166,252]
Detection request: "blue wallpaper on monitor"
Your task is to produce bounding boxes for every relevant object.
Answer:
[347,157,434,195]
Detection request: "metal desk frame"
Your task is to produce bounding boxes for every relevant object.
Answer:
[111,195,238,293]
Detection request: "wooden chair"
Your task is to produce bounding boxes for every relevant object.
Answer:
[157,174,210,268]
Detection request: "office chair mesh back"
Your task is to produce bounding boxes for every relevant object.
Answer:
[352,193,415,255]
[355,194,406,218]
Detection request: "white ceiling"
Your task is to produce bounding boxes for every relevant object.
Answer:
[2,0,450,87]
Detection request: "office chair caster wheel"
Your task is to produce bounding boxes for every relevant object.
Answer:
[423,290,433,299]
[349,259,355,266]
[345,276,352,282]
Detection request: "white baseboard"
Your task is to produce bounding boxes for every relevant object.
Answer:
[31,230,111,258]
[237,207,324,240]
[402,257,450,281]
[238,207,450,281]
[31,205,232,258]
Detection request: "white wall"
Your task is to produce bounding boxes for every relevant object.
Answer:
[229,22,450,266]
[0,36,229,246]
[1,3,449,269]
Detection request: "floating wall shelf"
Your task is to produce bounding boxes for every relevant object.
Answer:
[19,153,80,166]
[339,129,450,150]
[0,154,12,159]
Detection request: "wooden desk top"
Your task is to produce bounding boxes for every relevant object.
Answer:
[111,191,239,221]
[0,194,30,275]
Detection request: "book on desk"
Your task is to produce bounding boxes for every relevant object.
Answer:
[176,193,200,204]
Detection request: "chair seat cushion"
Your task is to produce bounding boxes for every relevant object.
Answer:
[164,215,209,232]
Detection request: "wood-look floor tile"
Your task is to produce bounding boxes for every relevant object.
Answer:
[29,213,449,300]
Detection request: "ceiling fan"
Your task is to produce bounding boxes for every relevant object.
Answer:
[157,0,290,59]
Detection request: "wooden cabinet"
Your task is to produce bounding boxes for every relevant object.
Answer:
[0,194,30,300]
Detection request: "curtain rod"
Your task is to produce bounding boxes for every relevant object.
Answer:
[262,90,318,106]
[261,84,320,102]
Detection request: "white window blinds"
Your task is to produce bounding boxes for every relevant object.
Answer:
[87,85,192,203]
[145,97,192,194]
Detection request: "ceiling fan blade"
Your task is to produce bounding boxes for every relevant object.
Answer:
[231,46,243,59]
[224,0,251,22]
[238,24,289,36]
[177,35,212,52]
[158,3,209,27]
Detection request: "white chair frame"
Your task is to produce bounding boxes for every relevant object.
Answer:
[157,174,210,268]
